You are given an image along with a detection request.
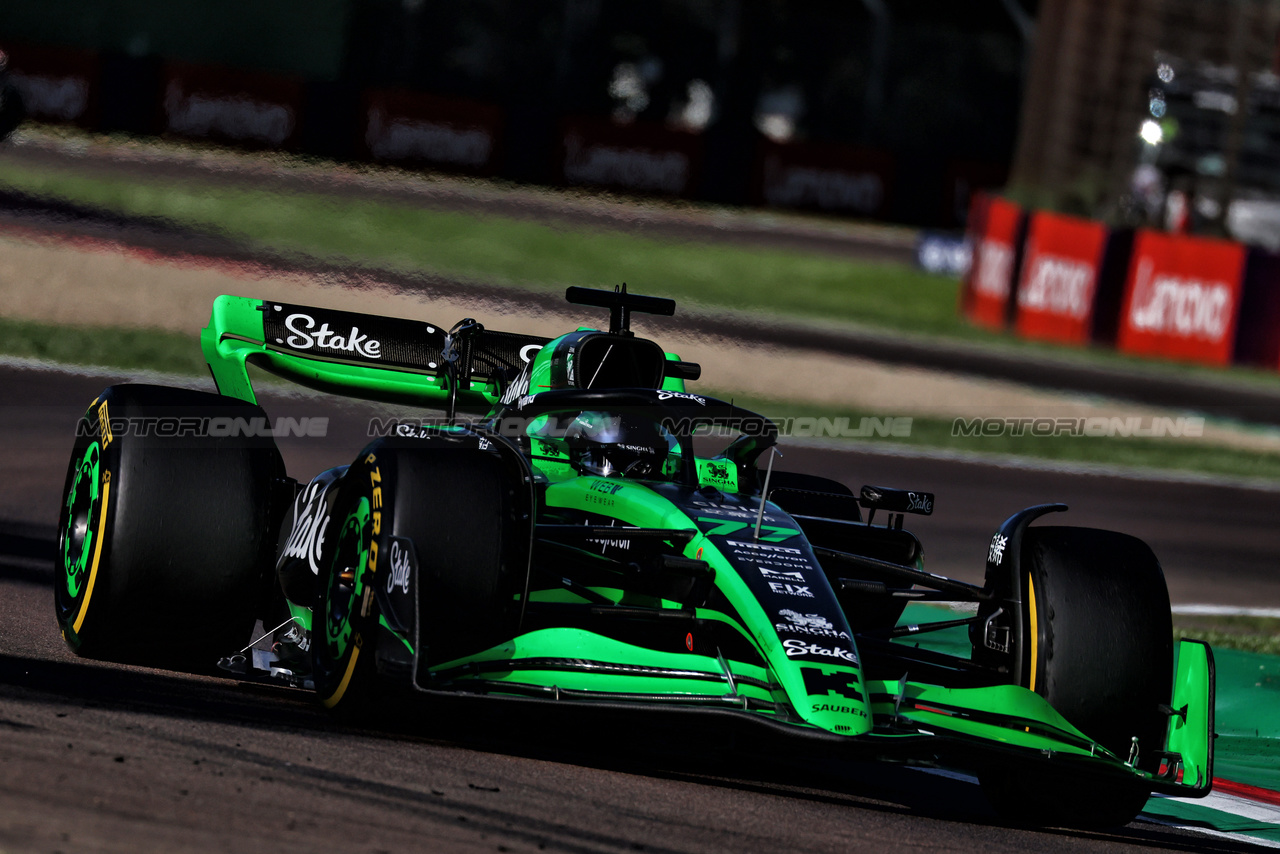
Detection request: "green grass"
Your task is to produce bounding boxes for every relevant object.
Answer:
[1173,615,1280,656]
[0,156,965,336]
[0,316,207,375]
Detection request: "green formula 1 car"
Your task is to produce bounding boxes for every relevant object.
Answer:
[55,286,1214,828]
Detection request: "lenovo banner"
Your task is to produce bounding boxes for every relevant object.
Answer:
[5,43,99,127]
[961,193,1024,329]
[1116,230,1247,366]
[752,140,893,218]
[557,117,703,197]
[162,62,305,149]
[360,90,502,174]
[1014,211,1109,345]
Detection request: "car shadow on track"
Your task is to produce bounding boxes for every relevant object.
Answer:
[378,693,1255,852]
[0,645,1244,852]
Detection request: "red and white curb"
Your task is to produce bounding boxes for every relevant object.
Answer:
[1142,778,1280,848]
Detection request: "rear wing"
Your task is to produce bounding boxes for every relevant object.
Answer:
[201,295,550,409]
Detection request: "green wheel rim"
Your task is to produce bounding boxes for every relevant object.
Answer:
[62,441,101,601]
[324,496,371,664]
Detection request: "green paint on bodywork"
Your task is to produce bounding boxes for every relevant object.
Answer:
[695,458,738,492]
[541,479,875,735]
[201,295,265,403]
[866,679,1106,758]
[287,598,312,632]
[661,352,689,393]
[1141,647,1280,840]
[432,627,773,702]
[378,614,416,653]
[1167,640,1214,790]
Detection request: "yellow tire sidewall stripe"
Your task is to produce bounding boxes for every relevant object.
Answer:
[322,634,361,709]
[1028,574,1039,694]
[72,475,110,636]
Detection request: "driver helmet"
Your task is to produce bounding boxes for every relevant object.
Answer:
[563,411,677,479]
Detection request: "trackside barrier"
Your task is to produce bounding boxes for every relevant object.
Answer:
[751,139,894,219]
[1115,229,1247,367]
[957,200,1280,373]
[1013,210,1109,345]
[959,192,1024,329]
[556,116,704,198]
[360,89,504,175]
[161,61,306,150]
[5,43,100,128]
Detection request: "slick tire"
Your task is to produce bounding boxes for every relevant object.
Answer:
[980,526,1171,828]
[313,441,523,716]
[55,384,286,672]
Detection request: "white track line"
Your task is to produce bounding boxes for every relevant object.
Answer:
[0,354,211,388]
[1159,791,1280,825]
[784,435,1280,493]
[1138,816,1280,849]
[1171,605,1280,619]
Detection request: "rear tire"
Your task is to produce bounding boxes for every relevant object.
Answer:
[54,384,285,672]
[979,526,1171,828]
[313,441,524,715]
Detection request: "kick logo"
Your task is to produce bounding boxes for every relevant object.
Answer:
[776,610,849,638]
[779,610,832,631]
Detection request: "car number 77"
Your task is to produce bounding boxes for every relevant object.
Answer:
[696,517,800,543]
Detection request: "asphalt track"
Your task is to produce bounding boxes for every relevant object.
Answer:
[3,363,1279,852]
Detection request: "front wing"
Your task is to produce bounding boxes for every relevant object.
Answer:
[403,623,1214,798]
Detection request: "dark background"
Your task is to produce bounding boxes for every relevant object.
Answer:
[0,0,1036,224]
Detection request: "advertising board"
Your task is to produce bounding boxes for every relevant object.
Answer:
[1116,229,1246,366]
[1014,211,1109,344]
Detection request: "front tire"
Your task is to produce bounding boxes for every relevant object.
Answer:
[312,441,525,715]
[980,526,1171,828]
